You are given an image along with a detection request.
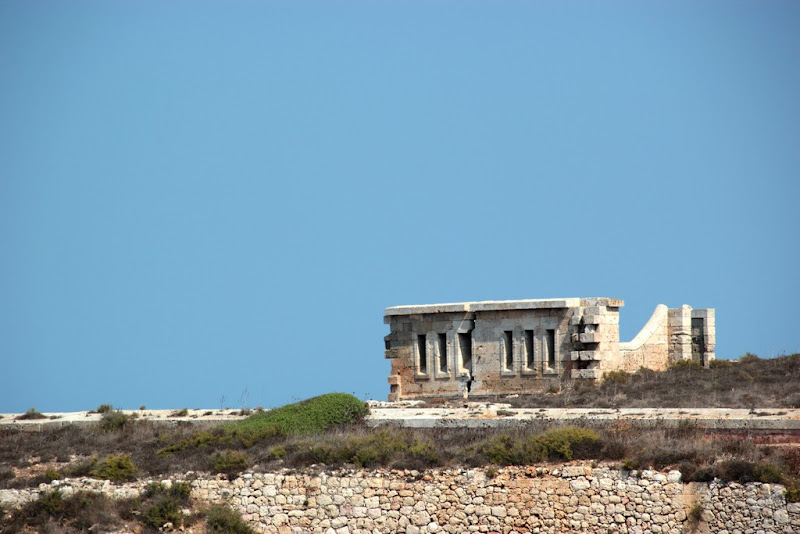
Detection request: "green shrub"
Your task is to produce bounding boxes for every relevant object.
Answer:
[710,460,786,484]
[269,445,287,460]
[540,426,601,460]
[210,450,249,476]
[671,360,702,370]
[16,407,47,421]
[139,482,193,529]
[0,467,15,482]
[170,408,189,417]
[785,480,800,503]
[139,405,147,410]
[38,489,65,515]
[709,359,733,368]
[622,458,640,471]
[95,404,113,414]
[101,410,136,431]
[166,393,370,452]
[3,490,123,532]
[228,393,368,441]
[739,353,761,363]
[44,468,62,482]
[290,427,439,469]
[479,426,600,465]
[205,504,256,534]
[90,454,137,482]
[603,370,630,385]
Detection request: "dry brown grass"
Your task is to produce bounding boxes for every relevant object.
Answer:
[494,353,800,409]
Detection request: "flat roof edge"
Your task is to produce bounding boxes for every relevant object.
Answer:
[384,298,623,317]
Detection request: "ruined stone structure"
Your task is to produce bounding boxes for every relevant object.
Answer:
[384,298,714,401]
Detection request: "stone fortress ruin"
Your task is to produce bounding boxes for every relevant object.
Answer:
[384,298,715,401]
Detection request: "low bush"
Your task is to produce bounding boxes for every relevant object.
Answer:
[161,393,369,453]
[90,454,137,482]
[101,410,137,431]
[171,408,189,417]
[269,445,287,460]
[478,426,601,465]
[603,370,630,385]
[16,408,47,421]
[739,353,761,363]
[709,359,733,369]
[95,404,113,413]
[140,481,193,530]
[0,467,14,482]
[291,427,439,470]
[205,504,256,534]
[2,490,123,532]
[210,450,250,477]
[785,480,800,503]
[671,360,703,370]
[225,393,369,444]
[44,467,61,482]
[713,460,784,484]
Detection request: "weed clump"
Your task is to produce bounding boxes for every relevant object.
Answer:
[101,410,137,431]
[2,490,123,532]
[295,427,440,469]
[90,454,137,482]
[478,426,601,465]
[16,408,47,421]
[140,481,193,530]
[95,404,113,413]
[603,370,630,385]
[205,504,256,534]
[210,450,249,477]
[671,360,703,370]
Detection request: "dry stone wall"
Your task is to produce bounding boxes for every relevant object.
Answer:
[2,465,798,533]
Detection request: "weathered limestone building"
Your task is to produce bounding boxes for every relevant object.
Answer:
[384,298,714,401]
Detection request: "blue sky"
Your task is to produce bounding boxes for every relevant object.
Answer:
[1,2,798,413]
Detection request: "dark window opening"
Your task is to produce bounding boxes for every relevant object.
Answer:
[417,335,428,374]
[546,329,556,369]
[438,333,448,373]
[458,332,472,373]
[691,317,706,364]
[503,330,514,371]
[524,329,534,369]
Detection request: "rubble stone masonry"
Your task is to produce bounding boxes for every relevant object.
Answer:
[2,464,797,533]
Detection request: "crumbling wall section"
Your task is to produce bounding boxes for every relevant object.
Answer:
[569,299,622,380]
[619,304,670,372]
[668,305,694,364]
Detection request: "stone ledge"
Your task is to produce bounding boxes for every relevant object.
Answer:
[384,298,613,317]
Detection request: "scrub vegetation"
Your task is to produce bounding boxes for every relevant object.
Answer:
[497,352,800,409]
[1,359,800,531]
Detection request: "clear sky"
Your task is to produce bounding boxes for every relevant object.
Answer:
[1,2,798,413]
